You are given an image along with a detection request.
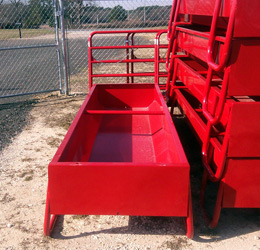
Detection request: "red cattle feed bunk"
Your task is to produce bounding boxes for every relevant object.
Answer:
[44,84,194,238]
[166,0,260,227]
[44,21,194,237]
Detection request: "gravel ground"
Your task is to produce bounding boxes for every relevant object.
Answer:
[0,93,259,249]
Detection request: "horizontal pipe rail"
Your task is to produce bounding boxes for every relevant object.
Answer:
[176,27,226,43]
[91,59,156,63]
[91,73,167,78]
[92,72,155,77]
[0,88,61,99]
[85,110,164,115]
[90,45,155,50]
[89,29,168,37]
[0,44,57,51]
[158,73,168,77]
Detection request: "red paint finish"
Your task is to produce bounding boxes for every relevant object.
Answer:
[168,0,260,228]
[227,40,260,96]
[176,28,217,63]
[49,163,189,216]
[45,84,193,237]
[179,0,218,16]
[223,159,260,208]
[179,0,260,37]
[228,103,260,158]
[231,0,260,37]
[176,33,260,96]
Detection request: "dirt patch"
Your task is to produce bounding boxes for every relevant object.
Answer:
[46,136,63,148]
[162,236,190,250]
[45,112,77,131]
[0,99,36,152]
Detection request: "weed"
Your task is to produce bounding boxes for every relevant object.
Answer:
[45,113,76,131]
[162,237,190,250]
[24,176,33,181]
[72,215,89,219]
[19,170,34,178]
[36,164,45,170]
[0,193,15,203]
[21,157,34,162]
[46,136,62,148]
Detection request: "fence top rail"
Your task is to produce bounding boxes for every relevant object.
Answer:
[0,44,57,51]
[89,29,168,39]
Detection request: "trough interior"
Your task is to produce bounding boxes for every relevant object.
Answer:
[59,84,182,163]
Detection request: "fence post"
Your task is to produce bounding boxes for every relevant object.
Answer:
[53,0,63,94]
[58,0,69,95]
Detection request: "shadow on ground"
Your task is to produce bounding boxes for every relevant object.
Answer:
[174,116,260,242]
[0,98,37,152]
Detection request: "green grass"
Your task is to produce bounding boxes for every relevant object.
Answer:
[0,29,54,40]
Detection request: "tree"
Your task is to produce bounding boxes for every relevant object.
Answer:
[109,5,127,22]
[22,0,42,28]
[22,0,53,28]
[0,0,25,28]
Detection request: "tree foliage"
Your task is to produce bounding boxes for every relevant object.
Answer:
[0,0,53,28]
[109,5,127,22]
[0,1,170,29]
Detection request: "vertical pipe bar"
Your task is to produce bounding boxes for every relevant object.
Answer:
[169,60,178,97]
[130,33,135,83]
[207,0,237,71]
[166,0,182,72]
[166,38,178,96]
[154,31,166,85]
[154,34,159,84]
[88,35,93,91]
[53,0,63,94]
[58,0,69,95]
[167,0,177,40]
[126,33,130,83]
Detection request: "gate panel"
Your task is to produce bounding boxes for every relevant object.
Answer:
[0,0,62,98]
[64,0,172,94]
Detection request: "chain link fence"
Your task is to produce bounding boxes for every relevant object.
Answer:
[0,0,171,98]
[64,0,172,94]
[0,0,62,98]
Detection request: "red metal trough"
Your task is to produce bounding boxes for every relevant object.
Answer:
[44,84,194,238]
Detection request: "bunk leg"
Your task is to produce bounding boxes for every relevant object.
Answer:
[186,184,194,238]
[168,62,179,113]
[170,92,177,114]
[199,170,223,228]
[168,60,178,99]
[44,186,58,236]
